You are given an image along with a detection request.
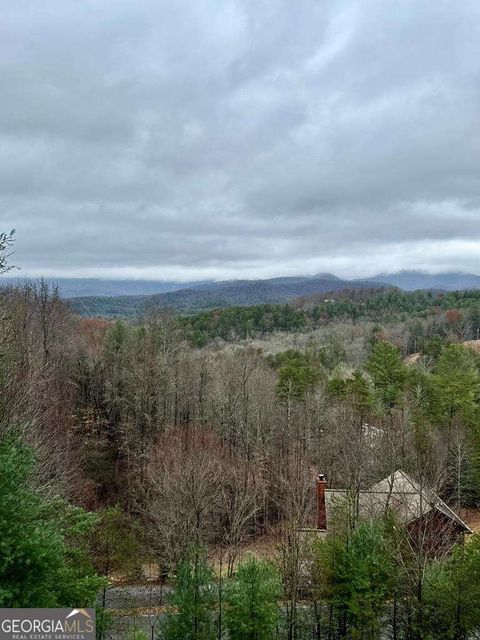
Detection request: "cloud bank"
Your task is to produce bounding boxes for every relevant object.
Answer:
[2,0,480,279]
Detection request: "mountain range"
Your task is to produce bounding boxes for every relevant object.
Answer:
[3,271,480,317]
[1,277,207,298]
[371,271,480,291]
[55,271,480,317]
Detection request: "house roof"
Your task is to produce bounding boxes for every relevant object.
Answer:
[325,470,472,533]
[404,352,421,366]
[463,339,480,354]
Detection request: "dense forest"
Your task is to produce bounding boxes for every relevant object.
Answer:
[70,285,480,348]
[180,288,480,346]
[4,232,480,639]
[67,275,385,317]
[67,272,480,318]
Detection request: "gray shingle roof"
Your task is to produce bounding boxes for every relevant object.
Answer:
[325,470,472,533]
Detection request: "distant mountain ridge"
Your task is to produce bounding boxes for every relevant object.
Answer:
[369,271,480,291]
[2,277,210,298]
[4,270,480,318]
[148,274,381,310]
[68,274,386,317]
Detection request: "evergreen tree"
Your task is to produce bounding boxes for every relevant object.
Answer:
[328,370,376,421]
[469,305,480,340]
[429,344,480,504]
[422,335,446,361]
[424,535,480,639]
[0,436,103,606]
[431,344,480,428]
[314,521,395,639]
[162,546,216,640]
[225,557,280,640]
[272,350,320,401]
[366,341,407,409]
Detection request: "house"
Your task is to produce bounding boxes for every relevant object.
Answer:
[313,470,472,555]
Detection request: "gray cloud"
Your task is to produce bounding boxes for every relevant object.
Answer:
[1,0,480,280]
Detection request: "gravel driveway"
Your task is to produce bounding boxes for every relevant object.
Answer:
[101,583,170,639]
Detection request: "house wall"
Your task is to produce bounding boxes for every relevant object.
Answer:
[406,509,465,557]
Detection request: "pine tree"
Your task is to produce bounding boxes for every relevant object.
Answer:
[431,344,480,504]
[424,534,480,639]
[314,521,395,640]
[432,344,480,428]
[162,546,216,640]
[274,350,319,401]
[366,341,407,409]
[0,436,103,606]
[225,557,281,640]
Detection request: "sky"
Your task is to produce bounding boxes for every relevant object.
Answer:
[1,0,480,281]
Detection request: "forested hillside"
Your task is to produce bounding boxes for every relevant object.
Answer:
[4,230,480,640]
[68,274,384,317]
[6,270,480,308]
[180,287,480,346]
[68,272,480,318]
[4,248,480,638]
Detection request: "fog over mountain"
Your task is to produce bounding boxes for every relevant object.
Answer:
[2,1,480,280]
[50,270,478,317]
[2,277,209,298]
[4,270,480,302]
[371,271,480,292]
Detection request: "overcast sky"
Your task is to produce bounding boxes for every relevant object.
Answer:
[1,0,480,281]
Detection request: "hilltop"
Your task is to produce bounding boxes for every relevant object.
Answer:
[64,270,480,317]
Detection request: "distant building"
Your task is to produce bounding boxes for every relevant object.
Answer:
[310,470,472,555]
[404,352,421,366]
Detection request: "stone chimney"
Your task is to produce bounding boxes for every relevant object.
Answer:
[317,474,327,530]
